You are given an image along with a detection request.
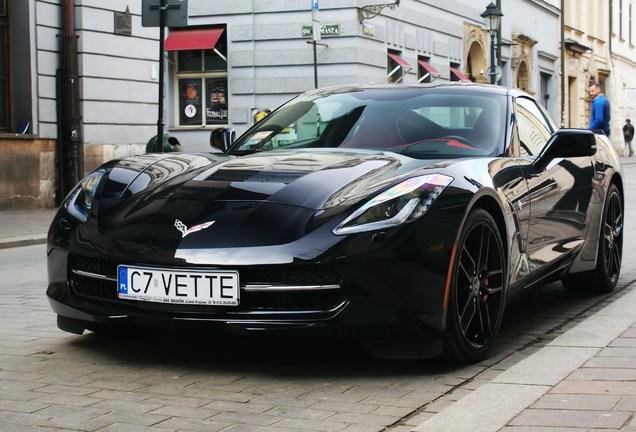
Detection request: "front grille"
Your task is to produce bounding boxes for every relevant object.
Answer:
[69,254,345,311]
[71,255,118,300]
[242,267,339,287]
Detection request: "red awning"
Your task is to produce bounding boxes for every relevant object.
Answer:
[418,60,440,76]
[387,52,412,69]
[450,67,471,82]
[164,28,224,51]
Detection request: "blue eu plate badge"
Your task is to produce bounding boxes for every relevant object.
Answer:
[118,267,128,294]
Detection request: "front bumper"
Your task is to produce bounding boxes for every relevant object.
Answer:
[47,248,449,358]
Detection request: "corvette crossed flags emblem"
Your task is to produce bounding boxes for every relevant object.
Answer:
[174,219,215,238]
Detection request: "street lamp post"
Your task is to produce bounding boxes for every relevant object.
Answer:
[481,2,503,85]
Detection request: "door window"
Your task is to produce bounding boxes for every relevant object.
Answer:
[515,96,555,156]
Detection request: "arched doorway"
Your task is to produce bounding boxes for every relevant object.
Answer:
[466,41,487,83]
[517,61,529,92]
[511,33,537,94]
[463,24,489,83]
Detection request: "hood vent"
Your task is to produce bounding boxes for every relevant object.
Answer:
[205,169,306,184]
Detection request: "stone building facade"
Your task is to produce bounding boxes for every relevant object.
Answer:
[562,0,636,153]
[4,0,632,210]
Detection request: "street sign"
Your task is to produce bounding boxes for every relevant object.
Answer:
[302,24,340,37]
[142,0,188,28]
[311,0,320,41]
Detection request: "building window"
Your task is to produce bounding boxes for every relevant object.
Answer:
[387,50,411,83]
[620,0,624,39]
[417,56,439,83]
[540,72,551,110]
[450,63,470,82]
[630,2,633,44]
[168,27,228,127]
[0,0,8,130]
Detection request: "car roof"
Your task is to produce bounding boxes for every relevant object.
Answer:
[305,82,513,98]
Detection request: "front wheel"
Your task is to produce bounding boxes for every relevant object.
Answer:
[443,209,506,363]
[562,184,623,293]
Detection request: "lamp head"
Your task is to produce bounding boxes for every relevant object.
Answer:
[481,2,503,34]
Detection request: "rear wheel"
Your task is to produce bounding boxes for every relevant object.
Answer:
[562,184,623,293]
[443,209,506,363]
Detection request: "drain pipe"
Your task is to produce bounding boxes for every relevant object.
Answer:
[560,0,565,128]
[496,0,501,79]
[58,0,82,196]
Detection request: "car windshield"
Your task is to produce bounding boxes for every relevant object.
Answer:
[229,87,506,159]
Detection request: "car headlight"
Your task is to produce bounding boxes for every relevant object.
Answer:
[332,174,454,235]
[65,169,106,222]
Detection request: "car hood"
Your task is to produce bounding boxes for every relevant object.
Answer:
[104,149,437,210]
[179,149,418,209]
[82,149,449,260]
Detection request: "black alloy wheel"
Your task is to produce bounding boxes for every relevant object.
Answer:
[562,184,623,293]
[443,209,506,363]
[601,186,623,288]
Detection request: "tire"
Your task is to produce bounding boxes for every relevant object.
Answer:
[443,209,506,363]
[562,184,623,293]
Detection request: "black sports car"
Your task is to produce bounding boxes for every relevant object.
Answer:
[47,83,623,363]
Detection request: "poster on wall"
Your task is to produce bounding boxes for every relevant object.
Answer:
[179,79,202,125]
[205,78,228,124]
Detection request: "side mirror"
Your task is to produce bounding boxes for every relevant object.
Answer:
[210,127,236,152]
[533,129,597,171]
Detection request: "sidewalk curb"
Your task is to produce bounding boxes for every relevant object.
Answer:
[0,235,47,250]
[412,281,636,432]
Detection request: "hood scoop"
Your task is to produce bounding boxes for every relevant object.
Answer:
[205,168,306,185]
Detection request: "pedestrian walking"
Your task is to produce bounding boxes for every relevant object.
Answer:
[588,80,611,136]
[623,119,634,156]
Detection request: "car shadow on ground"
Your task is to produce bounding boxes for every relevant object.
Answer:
[61,280,625,379]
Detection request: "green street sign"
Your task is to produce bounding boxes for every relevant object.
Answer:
[302,24,340,37]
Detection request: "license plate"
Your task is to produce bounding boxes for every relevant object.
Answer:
[117,266,240,306]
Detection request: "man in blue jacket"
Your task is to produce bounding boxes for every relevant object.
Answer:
[588,80,611,136]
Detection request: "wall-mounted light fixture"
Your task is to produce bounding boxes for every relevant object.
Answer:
[358,0,400,22]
